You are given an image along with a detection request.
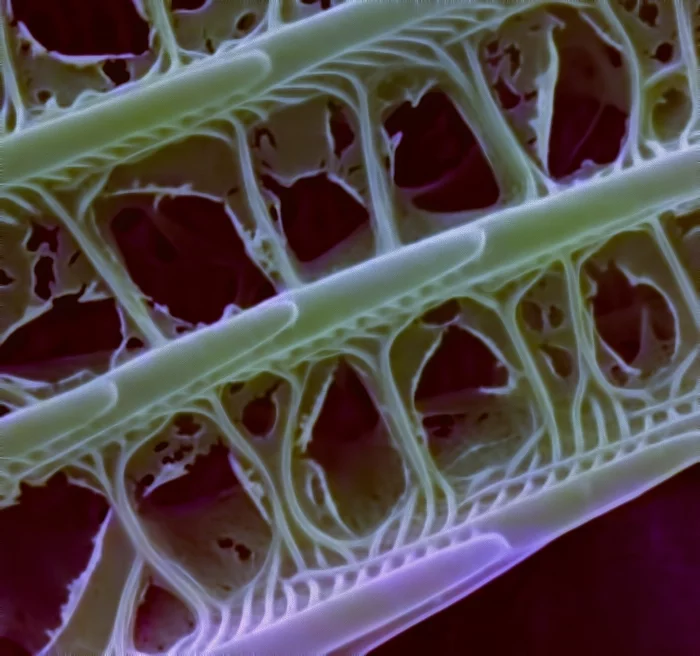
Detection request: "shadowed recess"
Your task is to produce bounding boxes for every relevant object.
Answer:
[384,90,500,213]
[133,583,195,654]
[171,0,208,10]
[413,324,519,475]
[420,299,461,326]
[138,442,239,517]
[0,293,125,381]
[0,637,30,656]
[242,390,277,438]
[327,100,355,160]
[305,360,405,535]
[32,255,55,301]
[261,173,370,264]
[133,433,272,597]
[547,10,629,179]
[110,194,276,325]
[10,0,150,56]
[415,325,509,416]
[26,223,59,254]
[0,473,109,654]
[586,261,675,382]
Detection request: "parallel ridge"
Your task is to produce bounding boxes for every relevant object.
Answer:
[0,1,699,654]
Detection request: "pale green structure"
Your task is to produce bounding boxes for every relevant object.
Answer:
[0,1,699,654]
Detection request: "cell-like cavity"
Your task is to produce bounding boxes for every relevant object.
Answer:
[101,59,131,86]
[0,292,127,381]
[0,473,109,654]
[41,508,138,656]
[586,261,674,369]
[546,7,630,179]
[413,324,523,473]
[132,579,195,654]
[515,267,578,385]
[6,0,157,115]
[251,94,378,275]
[139,441,241,510]
[126,414,272,598]
[10,0,150,56]
[0,203,143,385]
[99,133,283,332]
[645,72,694,144]
[221,373,288,445]
[241,393,277,437]
[220,373,297,483]
[478,6,629,180]
[109,193,276,326]
[420,298,461,326]
[1,215,83,335]
[539,343,574,380]
[391,296,542,482]
[611,0,686,79]
[103,133,244,201]
[292,358,406,537]
[511,263,604,456]
[477,8,559,171]
[169,0,264,55]
[663,208,700,294]
[383,90,500,213]
[261,173,370,265]
[578,228,694,388]
[0,270,15,286]
[414,326,509,412]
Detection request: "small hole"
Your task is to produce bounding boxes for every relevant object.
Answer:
[638,0,659,27]
[228,382,245,394]
[421,299,460,325]
[171,0,208,9]
[652,87,691,141]
[126,337,144,349]
[236,12,257,33]
[653,42,673,63]
[605,45,623,68]
[548,305,565,328]
[521,300,544,332]
[242,395,276,437]
[235,543,252,561]
[102,59,130,86]
[217,537,234,548]
[0,269,15,286]
[36,89,51,103]
[174,414,200,436]
[540,344,574,379]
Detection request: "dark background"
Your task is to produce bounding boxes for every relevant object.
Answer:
[374,463,700,656]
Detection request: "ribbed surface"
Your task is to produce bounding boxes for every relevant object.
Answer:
[0,1,699,654]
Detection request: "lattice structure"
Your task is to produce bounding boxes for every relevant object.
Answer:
[0,0,699,653]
